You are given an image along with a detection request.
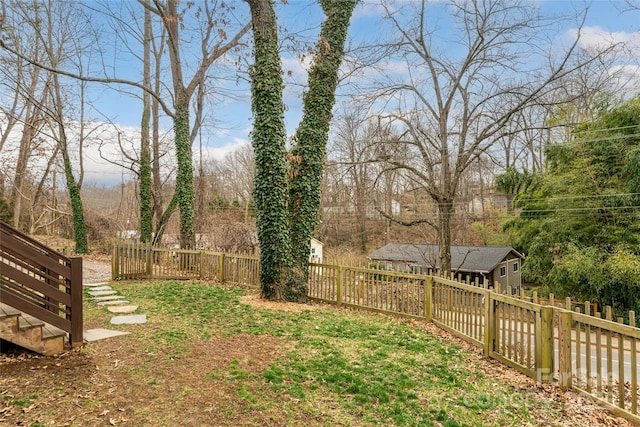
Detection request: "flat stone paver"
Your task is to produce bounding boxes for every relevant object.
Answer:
[84,282,110,287]
[87,285,113,292]
[110,314,147,325]
[107,305,139,314]
[88,290,117,296]
[91,295,126,302]
[84,328,130,342]
[97,300,130,306]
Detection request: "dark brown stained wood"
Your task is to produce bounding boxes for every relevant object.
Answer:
[0,221,82,346]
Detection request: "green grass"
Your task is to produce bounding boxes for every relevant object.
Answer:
[106,280,558,426]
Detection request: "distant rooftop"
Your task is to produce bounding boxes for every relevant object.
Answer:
[368,244,523,273]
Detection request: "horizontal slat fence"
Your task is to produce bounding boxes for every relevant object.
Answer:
[1,221,83,347]
[112,242,640,424]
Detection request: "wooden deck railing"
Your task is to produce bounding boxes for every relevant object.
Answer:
[0,221,83,347]
[112,242,640,424]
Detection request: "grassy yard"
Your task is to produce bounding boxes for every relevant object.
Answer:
[0,280,630,426]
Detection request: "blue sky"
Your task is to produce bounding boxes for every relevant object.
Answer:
[61,1,640,185]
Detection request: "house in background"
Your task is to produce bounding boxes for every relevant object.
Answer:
[310,238,323,263]
[368,243,524,292]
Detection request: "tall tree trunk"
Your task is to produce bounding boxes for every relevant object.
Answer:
[59,132,88,254]
[287,0,357,297]
[11,121,34,229]
[247,0,356,301]
[151,31,165,244]
[246,0,292,300]
[173,104,195,249]
[437,199,453,274]
[139,4,153,243]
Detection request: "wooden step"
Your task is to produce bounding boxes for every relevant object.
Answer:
[0,303,67,356]
[0,303,20,320]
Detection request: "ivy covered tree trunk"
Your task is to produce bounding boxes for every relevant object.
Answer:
[139,5,153,243]
[246,0,292,300]
[174,104,196,249]
[140,114,153,243]
[61,147,88,254]
[288,0,357,294]
[247,0,356,301]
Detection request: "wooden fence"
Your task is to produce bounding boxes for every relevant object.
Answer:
[112,242,259,286]
[112,242,640,424]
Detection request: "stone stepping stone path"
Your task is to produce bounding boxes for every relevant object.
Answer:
[88,290,118,296]
[88,285,113,291]
[84,328,130,342]
[108,305,139,314]
[110,314,147,325]
[84,281,110,287]
[83,283,148,337]
[92,294,127,302]
[97,300,130,307]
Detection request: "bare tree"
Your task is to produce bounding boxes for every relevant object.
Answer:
[1,0,251,249]
[328,105,380,253]
[0,0,94,252]
[371,0,610,272]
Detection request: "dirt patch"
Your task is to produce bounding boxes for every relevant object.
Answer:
[0,332,303,426]
[82,255,113,283]
[189,334,292,375]
[239,294,320,312]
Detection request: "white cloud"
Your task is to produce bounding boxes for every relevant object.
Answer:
[607,64,640,96]
[281,55,313,85]
[567,26,640,56]
[202,137,250,161]
[352,1,386,20]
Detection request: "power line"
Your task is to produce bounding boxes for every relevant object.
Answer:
[514,192,640,204]
[568,124,640,135]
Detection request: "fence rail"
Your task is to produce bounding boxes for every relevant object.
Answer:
[0,221,83,347]
[112,242,640,424]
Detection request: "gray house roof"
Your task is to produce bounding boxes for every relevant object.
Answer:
[368,244,524,274]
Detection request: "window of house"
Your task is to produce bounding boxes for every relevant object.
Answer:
[500,266,506,277]
[513,262,519,272]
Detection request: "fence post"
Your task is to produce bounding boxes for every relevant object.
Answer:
[336,265,342,306]
[630,311,637,415]
[557,310,572,390]
[483,289,493,356]
[425,276,432,322]
[219,253,225,283]
[199,251,205,279]
[69,257,83,348]
[537,306,554,383]
[146,243,153,277]
[111,244,118,280]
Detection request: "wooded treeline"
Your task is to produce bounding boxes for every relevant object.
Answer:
[0,0,638,304]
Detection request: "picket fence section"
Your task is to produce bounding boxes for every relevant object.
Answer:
[112,242,639,424]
